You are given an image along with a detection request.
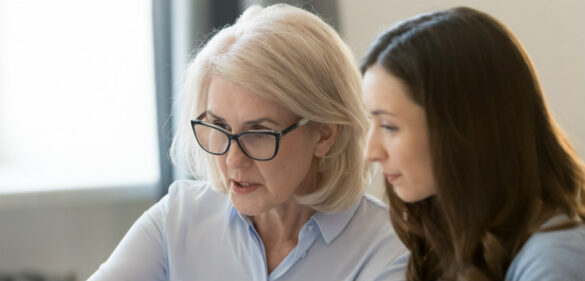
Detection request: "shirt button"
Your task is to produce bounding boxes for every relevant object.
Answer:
[308,224,315,232]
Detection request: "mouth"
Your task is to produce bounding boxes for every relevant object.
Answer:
[383,173,401,184]
[230,179,261,194]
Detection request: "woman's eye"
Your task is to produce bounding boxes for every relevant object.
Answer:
[250,125,273,131]
[382,125,398,133]
[249,133,273,140]
[213,122,230,130]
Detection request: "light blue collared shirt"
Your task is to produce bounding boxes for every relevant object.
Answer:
[88,180,408,281]
[505,215,585,281]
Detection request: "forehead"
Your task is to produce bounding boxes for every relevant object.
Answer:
[206,75,296,122]
[362,64,418,116]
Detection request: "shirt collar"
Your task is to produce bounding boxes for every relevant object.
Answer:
[311,198,361,244]
[228,204,257,227]
[228,204,245,224]
[227,197,363,244]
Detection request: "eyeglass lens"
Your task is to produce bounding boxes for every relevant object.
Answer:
[193,124,277,160]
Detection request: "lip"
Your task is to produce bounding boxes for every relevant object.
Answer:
[383,173,401,184]
[230,179,261,195]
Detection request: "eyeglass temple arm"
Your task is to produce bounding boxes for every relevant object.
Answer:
[281,118,309,136]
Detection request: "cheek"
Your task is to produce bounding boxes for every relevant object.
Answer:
[409,141,435,191]
[274,149,312,176]
[385,138,411,167]
[390,138,432,178]
[215,156,229,179]
[263,141,315,188]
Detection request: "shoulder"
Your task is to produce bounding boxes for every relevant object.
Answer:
[164,179,231,220]
[167,179,225,203]
[363,193,390,210]
[344,194,408,280]
[359,193,390,216]
[352,193,391,229]
[506,222,585,281]
[349,193,392,234]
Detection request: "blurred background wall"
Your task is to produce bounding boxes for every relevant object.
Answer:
[0,1,582,280]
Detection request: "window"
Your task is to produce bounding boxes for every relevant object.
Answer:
[0,0,160,194]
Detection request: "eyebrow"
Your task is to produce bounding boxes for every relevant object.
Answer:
[206,111,281,126]
[370,109,397,117]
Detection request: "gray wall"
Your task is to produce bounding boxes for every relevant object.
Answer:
[0,189,155,280]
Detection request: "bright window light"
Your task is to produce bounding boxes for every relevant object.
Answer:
[0,0,160,193]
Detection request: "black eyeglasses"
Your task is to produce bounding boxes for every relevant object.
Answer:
[191,112,309,161]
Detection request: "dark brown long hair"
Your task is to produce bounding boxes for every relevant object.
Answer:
[361,7,585,280]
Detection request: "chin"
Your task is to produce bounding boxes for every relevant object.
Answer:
[393,186,434,203]
[397,195,428,203]
[229,193,263,216]
[234,207,257,216]
[231,202,260,216]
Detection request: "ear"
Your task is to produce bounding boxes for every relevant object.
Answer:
[313,123,340,157]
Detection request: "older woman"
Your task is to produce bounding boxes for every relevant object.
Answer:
[88,4,407,281]
[361,6,585,281]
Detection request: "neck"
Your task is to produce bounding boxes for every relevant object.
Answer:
[253,199,315,243]
[252,199,316,273]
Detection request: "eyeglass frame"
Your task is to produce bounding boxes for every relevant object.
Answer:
[190,112,309,161]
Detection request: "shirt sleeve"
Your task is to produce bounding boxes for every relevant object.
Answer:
[373,252,409,281]
[87,195,169,281]
[506,227,585,281]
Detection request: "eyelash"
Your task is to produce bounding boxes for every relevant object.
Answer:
[381,125,398,133]
[212,121,230,130]
[251,125,271,131]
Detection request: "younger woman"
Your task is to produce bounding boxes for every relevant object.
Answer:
[362,6,585,281]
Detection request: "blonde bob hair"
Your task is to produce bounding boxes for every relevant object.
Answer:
[171,4,369,213]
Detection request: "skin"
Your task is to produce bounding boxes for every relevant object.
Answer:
[362,64,437,203]
[206,75,339,272]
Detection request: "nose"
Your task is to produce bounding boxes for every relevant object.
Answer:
[364,127,387,162]
[225,139,252,169]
